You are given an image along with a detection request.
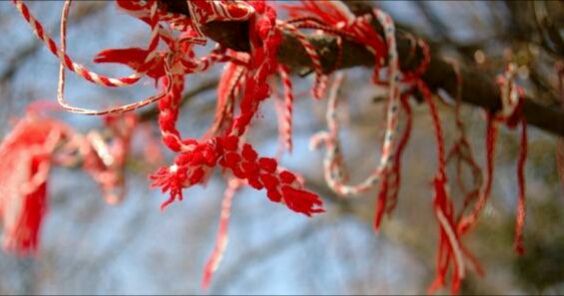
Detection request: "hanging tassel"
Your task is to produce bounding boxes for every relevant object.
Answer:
[0,114,66,255]
[418,80,465,295]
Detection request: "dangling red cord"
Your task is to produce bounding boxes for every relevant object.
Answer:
[514,119,527,255]
[458,64,528,256]
[374,39,430,228]
[374,93,413,230]
[202,178,241,290]
[417,80,466,295]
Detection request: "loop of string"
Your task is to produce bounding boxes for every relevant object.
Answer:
[56,0,169,115]
[310,8,401,197]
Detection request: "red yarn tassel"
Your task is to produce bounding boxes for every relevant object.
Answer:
[0,156,49,255]
[0,115,65,255]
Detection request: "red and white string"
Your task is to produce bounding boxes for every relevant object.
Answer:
[310,8,401,196]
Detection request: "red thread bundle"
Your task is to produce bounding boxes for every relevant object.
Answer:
[6,1,532,294]
[0,110,136,254]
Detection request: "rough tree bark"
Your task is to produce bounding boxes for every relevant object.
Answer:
[158,0,564,137]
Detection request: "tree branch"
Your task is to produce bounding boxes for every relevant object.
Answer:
[158,0,564,137]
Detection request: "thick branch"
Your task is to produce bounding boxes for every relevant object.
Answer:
[159,1,564,137]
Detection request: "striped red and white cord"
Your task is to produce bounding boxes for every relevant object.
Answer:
[55,0,167,115]
[310,9,401,196]
[12,0,160,88]
[202,177,241,289]
[277,65,295,153]
[277,20,327,100]
[186,0,255,44]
